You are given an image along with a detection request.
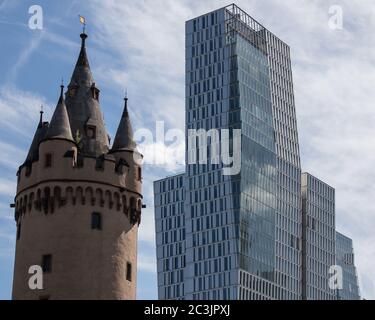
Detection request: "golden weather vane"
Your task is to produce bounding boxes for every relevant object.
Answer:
[78,15,86,33]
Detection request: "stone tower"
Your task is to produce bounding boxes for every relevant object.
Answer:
[12,32,143,300]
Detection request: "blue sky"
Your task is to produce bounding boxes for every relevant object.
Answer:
[0,0,374,300]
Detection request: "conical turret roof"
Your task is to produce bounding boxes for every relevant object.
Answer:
[69,33,94,87]
[112,96,136,152]
[45,85,73,141]
[25,110,49,163]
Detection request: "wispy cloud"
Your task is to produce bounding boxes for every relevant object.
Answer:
[0,141,26,170]
[0,227,15,258]
[0,178,16,197]
[138,252,157,273]
[8,30,46,82]
[86,0,190,131]
[0,85,52,138]
[138,141,185,172]
[0,0,19,13]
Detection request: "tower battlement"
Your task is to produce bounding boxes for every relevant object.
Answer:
[17,140,142,200]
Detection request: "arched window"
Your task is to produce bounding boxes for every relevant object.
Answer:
[137,167,142,181]
[17,223,21,240]
[43,187,50,214]
[130,197,137,225]
[42,254,52,273]
[91,212,102,230]
[126,262,132,281]
[44,153,52,168]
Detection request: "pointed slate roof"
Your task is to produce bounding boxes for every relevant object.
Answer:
[69,33,94,87]
[65,32,109,156]
[45,85,73,141]
[25,110,49,163]
[112,96,136,152]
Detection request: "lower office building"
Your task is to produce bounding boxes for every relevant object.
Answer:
[335,232,361,300]
[301,173,336,300]
[154,174,186,299]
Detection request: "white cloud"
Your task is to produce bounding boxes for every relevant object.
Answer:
[0,225,15,258]
[0,85,53,138]
[138,141,185,172]
[138,207,156,245]
[0,141,27,170]
[0,0,19,12]
[138,252,157,273]
[0,178,16,197]
[86,0,191,130]
[138,170,164,245]
[9,30,46,82]
[0,201,15,258]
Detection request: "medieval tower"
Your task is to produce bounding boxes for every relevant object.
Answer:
[12,31,143,300]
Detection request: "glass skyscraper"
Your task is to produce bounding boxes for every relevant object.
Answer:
[154,4,360,300]
[154,4,301,300]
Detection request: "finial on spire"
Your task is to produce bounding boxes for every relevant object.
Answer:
[59,82,65,103]
[124,91,128,114]
[79,15,88,48]
[39,105,44,127]
[79,15,86,33]
[80,32,88,48]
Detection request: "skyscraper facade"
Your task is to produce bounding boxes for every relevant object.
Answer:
[335,232,361,300]
[301,173,336,300]
[154,4,302,300]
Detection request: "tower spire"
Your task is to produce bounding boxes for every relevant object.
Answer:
[45,84,73,141]
[65,28,110,156]
[111,94,136,152]
[25,106,49,163]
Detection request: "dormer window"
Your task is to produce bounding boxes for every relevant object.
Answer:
[68,84,79,97]
[91,83,100,101]
[69,88,76,97]
[86,126,96,139]
[93,89,99,100]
